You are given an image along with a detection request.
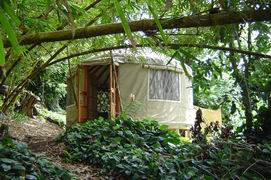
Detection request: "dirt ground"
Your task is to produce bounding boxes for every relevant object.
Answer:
[0,118,113,180]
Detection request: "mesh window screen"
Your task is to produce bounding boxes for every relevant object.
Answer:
[149,70,180,101]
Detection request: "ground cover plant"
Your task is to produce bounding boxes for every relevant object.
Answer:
[62,116,271,179]
[0,137,72,179]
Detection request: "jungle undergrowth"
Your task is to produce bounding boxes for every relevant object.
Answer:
[62,116,271,179]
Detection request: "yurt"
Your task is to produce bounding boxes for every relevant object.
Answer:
[66,49,195,130]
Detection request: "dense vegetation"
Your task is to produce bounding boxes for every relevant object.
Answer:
[62,116,271,179]
[0,137,72,179]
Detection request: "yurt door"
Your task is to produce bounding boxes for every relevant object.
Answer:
[78,65,89,122]
[109,64,120,118]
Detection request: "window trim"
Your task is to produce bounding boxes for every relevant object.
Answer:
[147,69,181,102]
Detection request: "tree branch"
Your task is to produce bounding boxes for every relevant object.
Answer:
[85,0,103,11]
[3,9,271,47]
[56,0,103,30]
[47,43,271,67]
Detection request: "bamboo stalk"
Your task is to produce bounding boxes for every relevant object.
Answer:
[3,9,271,47]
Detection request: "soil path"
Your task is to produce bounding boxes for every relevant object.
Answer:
[1,118,112,180]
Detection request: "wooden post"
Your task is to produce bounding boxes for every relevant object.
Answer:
[115,67,121,116]
[110,51,122,116]
[109,64,116,119]
[78,65,89,122]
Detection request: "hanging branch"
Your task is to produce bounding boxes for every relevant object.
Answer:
[56,0,102,30]
[47,43,271,67]
[85,0,103,11]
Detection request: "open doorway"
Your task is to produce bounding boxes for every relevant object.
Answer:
[78,64,120,122]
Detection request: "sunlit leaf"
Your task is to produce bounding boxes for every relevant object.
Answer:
[178,48,199,62]
[146,1,168,44]
[3,1,20,26]
[0,32,5,66]
[0,7,21,55]
[168,49,193,78]
[113,0,136,47]
[62,0,75,38]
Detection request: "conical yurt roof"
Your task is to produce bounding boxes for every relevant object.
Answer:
[80,48,192,74]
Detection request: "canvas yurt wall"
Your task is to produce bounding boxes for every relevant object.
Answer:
[118,63,194,129]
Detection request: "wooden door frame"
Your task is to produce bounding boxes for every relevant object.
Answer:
[78,65,89,122]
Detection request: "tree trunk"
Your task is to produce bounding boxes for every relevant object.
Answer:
[229,41,253,133]
[19,91,40,118]
[233,25,254,133]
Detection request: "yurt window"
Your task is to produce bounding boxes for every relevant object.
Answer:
[149,69,180,101]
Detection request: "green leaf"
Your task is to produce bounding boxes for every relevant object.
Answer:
[1,163,11,171]
[113,0,136,47]
[160,124,169,130]
[168,50,193,78]
[12,164,26,174]
[146,1,168,44]
[178,48,199,62]
[0,7,21,55]
[180,60,192,79]
[0,32,5,66]
[3,1,20,26]
[177,49,197,78]
[0,158,17,164]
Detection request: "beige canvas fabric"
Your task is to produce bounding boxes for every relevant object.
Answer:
[119,64,194,129]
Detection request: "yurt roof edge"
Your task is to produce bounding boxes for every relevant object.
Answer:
[79,49,193,74]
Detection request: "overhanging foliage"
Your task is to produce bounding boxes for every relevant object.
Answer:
[3,9,271,47]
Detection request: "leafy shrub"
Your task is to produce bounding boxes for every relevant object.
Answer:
[62,116,271,179]
[0,138,72,179]
[62,116,183,178]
